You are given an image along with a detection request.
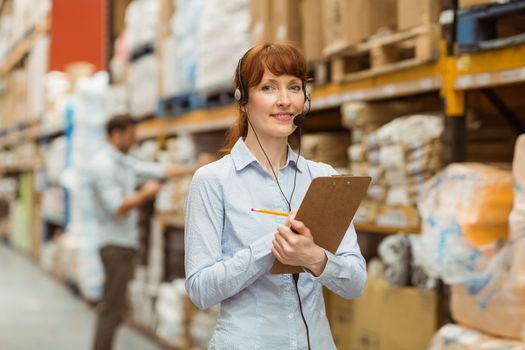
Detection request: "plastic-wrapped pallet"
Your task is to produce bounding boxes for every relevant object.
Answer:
[196,0,250,93]
[131,140,160,163]
[301,132,351,168]
[0,0,50,60]
[351,114,444,227]
[155,135,196,215]
[105,84,128,118]
[76,234,105,301]
[156,176,192,219]
[374,116,443,204]
[41,186,66,226]
[428,324,524,350]
[509,134,525,286]
[375,114,443,146]
[410,163,513,286]
[378,234,411,286]
[155,279,189,348]
[168,0,207,95]
[445,135,525,340]
[124,0,160,53]
[165,135,197,164]
[341,102,398,130]
[128,266,158,329]
[420,163,513,248]
[354,199,379,224]
[190,304,219,349]
[61,72,112,301]
[43,137,67,184]
[158,36,178,97]
[128,54,158,117]
[66,72,110,241]
[42,71,69,128]
[27,35,49,120]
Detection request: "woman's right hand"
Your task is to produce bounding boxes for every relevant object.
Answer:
[271,210,327,275]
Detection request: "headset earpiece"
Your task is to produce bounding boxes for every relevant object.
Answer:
[303,93,311,113]
[234,57,248,105]
[302,84,312,115]
[234,88,243,103]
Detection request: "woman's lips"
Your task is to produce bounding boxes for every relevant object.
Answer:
[270,113,293,121]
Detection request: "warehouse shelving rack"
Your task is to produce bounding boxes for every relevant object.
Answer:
[136,36,525,235]
[0,16,61,173]
[0,15,67,261]
[2,18,524,237]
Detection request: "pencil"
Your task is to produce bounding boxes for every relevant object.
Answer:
[251,208,289,217]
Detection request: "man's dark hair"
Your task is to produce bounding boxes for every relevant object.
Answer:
[106,115,137,136]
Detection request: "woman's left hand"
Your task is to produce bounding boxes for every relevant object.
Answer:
[271,212,328,276]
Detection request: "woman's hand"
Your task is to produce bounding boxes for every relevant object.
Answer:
[271,211,328,276]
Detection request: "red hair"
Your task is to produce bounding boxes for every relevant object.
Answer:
[220,42,308,154]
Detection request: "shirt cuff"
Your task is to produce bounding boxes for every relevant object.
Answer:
[250,231,275,261]
[305,249,338,283]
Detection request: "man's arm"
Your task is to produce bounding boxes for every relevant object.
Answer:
[163,153,217,177]
[114,180,161,218]
[129,153,215,180]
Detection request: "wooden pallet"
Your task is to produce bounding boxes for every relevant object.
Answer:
[156,92,204,117]
[457,0,525,52]
[330,25,440,83]
[200,89,235,109]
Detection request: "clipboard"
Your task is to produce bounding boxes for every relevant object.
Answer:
[271,175,371,274]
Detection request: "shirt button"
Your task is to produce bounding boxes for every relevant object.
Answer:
[291,341,297,347]
[288,313,293,319]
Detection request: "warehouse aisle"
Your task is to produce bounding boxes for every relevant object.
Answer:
[0,242,161,350]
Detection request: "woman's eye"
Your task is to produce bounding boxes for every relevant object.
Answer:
[290,85,301,92]
[261,85,275,92]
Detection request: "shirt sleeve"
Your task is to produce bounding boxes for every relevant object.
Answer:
[127,157,166,179]
[308,222,367,299]
[184,166,275,310]
[89,164,124,216]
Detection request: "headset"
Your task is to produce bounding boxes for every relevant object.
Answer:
[234,48,313,350]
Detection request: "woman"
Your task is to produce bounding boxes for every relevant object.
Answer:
[184,42,367,350]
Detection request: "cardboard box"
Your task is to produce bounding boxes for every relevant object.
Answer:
[322,0,397,56]
[327,277,439,350]
[300,0,324,61]
[250,0,272,45]
[397,0,441,31]
[270,0,302,45]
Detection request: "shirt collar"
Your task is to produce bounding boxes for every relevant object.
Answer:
[231,138,303,173]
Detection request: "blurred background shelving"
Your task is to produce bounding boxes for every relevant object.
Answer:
[1,0,525,349]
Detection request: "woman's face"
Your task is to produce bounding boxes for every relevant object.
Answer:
[245,68,305,141]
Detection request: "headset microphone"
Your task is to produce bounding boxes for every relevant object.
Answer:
[293,113,305,126]
[293,88,311,127]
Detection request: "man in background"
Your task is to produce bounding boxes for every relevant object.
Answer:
[90,115,209,350]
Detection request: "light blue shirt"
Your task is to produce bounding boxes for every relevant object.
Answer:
[87,144,165,249]
[184,138,367,350]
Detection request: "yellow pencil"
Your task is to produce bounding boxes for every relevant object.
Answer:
[251,208,289,217]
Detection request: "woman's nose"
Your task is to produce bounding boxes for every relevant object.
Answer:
[276,89,291,106]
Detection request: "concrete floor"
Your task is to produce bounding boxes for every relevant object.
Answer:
[0,242,161,350]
